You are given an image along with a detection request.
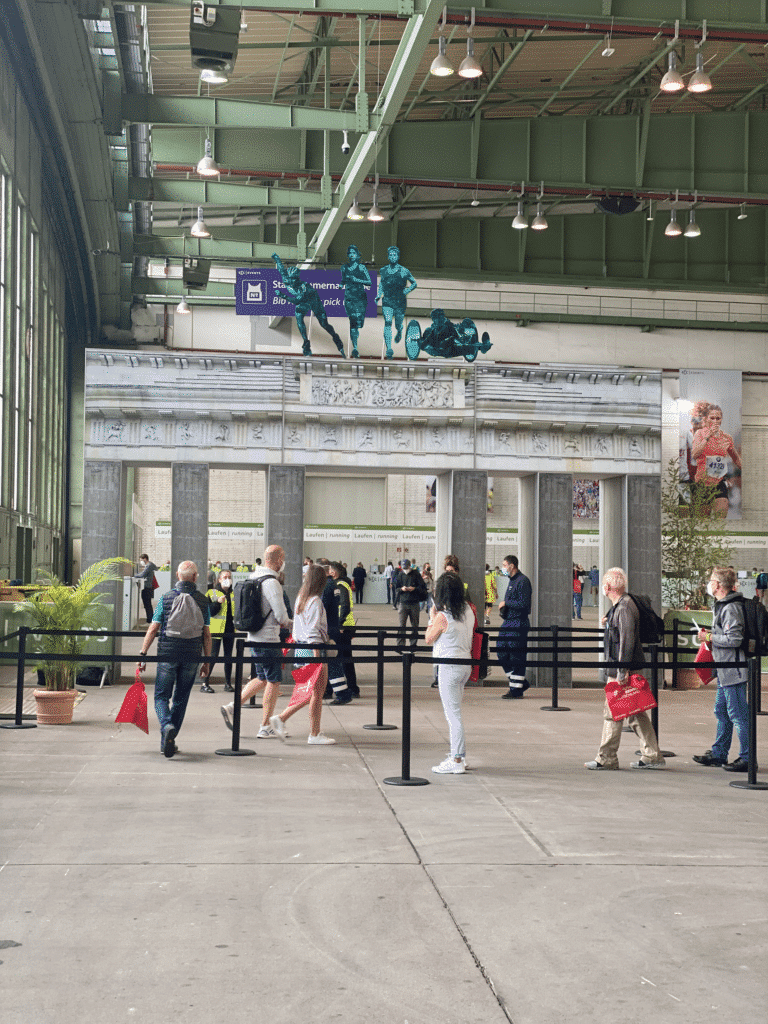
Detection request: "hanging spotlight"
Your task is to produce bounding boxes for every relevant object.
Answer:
[470,188,480,207]
[737,203,748,220]
[601,34,615,58]
[684,208,701,237]
[531,202,548,230]
[347,194,365,221]
[190,206,210,238]
[176,296,191,315]
[430,7,454,76]
[512,200,528,229]
[688,51,712,92]
[459,9,482,78]
[201,68,229,85]
[367,176,387,221]
[660,51,685,92]
[196,137,220,177]
[665,208,682,236]
[646,201,654,222]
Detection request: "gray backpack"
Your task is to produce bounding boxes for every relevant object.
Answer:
[165,592,204,639]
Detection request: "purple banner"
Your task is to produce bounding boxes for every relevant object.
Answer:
[235,268,377,318]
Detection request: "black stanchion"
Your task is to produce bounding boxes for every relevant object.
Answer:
[671,618,679,689]
[755,652,767,717]
[384,650,428,786]
[730,657,767,791]
[0,626,36,730]
[364,629,396,731]
[646,645,675,758]
[216,638,255,757]
[541,624,569,711]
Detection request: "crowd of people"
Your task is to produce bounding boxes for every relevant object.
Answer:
[134,549,761,776]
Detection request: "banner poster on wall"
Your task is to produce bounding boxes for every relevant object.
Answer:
[235,268,378,318]
[425,476,436,513]
[679,369,742,520]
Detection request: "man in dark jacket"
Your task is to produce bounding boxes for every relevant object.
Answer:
[351,562,367,604]
[584,566,664,770]
[498,555,532,699]
[396,559,427,649]
[134,554,158,623]
[316,558,354,705]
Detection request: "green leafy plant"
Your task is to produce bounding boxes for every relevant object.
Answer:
[23,558,130,690]
[661,459,733,610]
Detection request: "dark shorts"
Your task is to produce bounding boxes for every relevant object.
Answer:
[250,645,282,683]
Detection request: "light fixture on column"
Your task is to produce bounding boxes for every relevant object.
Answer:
[347,194,365,221]
[176,295,191,315]
[737,203,748,220]
[459,9,483,78]
[665,208,682,237]
[660,51,685,92]
[688,51,712,92]
[430,7,454,76]
[196,136,220,177]
[190,206,210,238]
[367,175,387,221]
[512,200,528,229]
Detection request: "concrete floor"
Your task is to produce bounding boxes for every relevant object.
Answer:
[2,601,766,1024]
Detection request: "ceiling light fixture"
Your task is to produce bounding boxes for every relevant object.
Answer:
[660,50,685,92]
[176,296,191,315]
[190,206,210,238]
[470,187,480,207]
[688,51,712,93]
[531,202,548,230]
[646,201,654,221]
[737,203,748,220]
[512,200,528,230]
[665,208,682,237]
[459,9,483,79]
[367,174,387,221]
[347,194,365,221]
[684,208,701,237]
[430,7,454,76]
[200,67,228,85]
[196,137,220,177]
[602,34,615,58]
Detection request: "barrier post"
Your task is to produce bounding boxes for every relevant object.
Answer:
[0,626,36,730]
[730,657,768,791]
[364,629,396,731]
[384,649,428,786]
[216,637,255,757]
[541,623,569,711]
[671,618,679,689]
[648,644,675,758]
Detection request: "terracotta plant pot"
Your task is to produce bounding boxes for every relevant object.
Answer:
[674,668,705,690]
[34,689,77,725]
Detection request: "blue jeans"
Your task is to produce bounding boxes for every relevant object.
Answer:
[386,579,392,604]
[154,660,199,747]
[712,682,749,762]
[573,592,583,618]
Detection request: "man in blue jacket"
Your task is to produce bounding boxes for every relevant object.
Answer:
[497,555,532,699]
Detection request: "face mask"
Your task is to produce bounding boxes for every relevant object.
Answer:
[602,585,609,597]
[140,560,147,566]
[707,580,716,597]
[501,568,509,576]
[278,562,285,574]
[221,578,232,589]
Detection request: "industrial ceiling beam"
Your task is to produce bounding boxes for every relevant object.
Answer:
[134,235,309,261]
[127,177,332,211]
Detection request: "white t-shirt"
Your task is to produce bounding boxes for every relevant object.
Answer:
[293,595,327,646]
[246,567,291,643]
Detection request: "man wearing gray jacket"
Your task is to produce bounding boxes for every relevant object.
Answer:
[584,567,665,771]
[693,567,752,772]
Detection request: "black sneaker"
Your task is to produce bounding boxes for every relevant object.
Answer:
[723,757,751,772]
[329,697,353,706]
[693,753,726,767]
[200,684,214,693]
[162,724,177,758]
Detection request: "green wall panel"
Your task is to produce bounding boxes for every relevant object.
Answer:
[476,121,530,184]
[586,119,637,188]
[531,117,586,185]
[645,117,693,188]
[396,219,437,269]
[480,218,516,274]
[437,218,480,271]
[389,122,472,181]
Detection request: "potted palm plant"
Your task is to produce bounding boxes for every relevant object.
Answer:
[22,558,130,724]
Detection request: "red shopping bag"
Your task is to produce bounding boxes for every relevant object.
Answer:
[604,673,657,722]
[287,660,324,709]
[115,669,149,733]
[694,641,715,685]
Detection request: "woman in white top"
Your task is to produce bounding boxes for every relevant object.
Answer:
[426,572,475,774]
[270,565,335,745]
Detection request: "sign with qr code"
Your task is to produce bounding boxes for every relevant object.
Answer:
[235,268,377,317]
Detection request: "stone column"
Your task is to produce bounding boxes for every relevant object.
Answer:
[518,476,536,619]
[434,471,487,608]
[434,472,452,571]
[171,463,209,591]
[81,460,126,574]
[536,473,573,687]
[627,474,661,612]
[599,476,626,586]
[265,465,305,600]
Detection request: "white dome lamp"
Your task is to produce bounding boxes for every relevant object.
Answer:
[176,295,191,315]
[367,175,387,222]
[196,136,220,177]
[430,7,454,77]
[512,200,528,230]
[531,202,548,230]
[190,206,210,238]
[660,50,685,93]
[688,51,712,93]
[684,193,701,238]
[458,9,483,79]
[347,193,365,221]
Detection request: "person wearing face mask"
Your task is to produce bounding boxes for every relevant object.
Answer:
[201,569,236,693]
[497,555,532,699]
[690,405,741,518]
[220,545,293,738]
[134,554,158,624]
[584,567,665,770]
[693,568,752,772]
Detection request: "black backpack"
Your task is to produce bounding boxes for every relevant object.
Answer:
[628,593,665,647]
[234,574,275,633]
[737,594,768,657]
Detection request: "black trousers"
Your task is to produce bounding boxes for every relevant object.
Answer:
[354,584,364,604]
[141,588,154,623]
[210,633,235,684]
[337,631,359,695]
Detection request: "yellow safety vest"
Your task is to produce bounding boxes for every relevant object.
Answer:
[206,588,235,635]
[338,579,355,628]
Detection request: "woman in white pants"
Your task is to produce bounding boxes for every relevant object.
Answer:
[426,572,475,774]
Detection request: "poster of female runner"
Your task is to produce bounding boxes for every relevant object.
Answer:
[679,370,742,519]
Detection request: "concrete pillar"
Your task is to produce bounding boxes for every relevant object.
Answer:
[434,472,451,571]
[265,465,305,600]
[171,463,209,591]
[434,470,487,608]
[535,473,573,687]
[627,474,661,612]
[518,476,536,621]
[81,460,126,574]
[599,476,625,586]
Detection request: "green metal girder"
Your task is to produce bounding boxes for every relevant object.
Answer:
[133,235,309,261]
[141,0,420,12]
[120,94,381,132]
[126,177,332,212]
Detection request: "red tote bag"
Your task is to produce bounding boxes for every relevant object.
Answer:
[604,673,657,722]
[115,669,149,734]
[694,642,715,685]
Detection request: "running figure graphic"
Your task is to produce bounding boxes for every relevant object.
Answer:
[375,246,418,359]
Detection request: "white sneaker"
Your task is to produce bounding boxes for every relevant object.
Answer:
[307,733,336,745]
[446,753,470,769]
[269,715,287,742]
[432,756,466,774]
[484,617,491,626]
[256,725,276,739]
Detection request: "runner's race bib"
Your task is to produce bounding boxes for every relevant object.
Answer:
[705,455,727,478]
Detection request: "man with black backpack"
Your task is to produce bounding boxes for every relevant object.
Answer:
[138,560,211,758]
[220,545,292,738]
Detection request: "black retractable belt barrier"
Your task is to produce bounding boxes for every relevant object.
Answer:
[541,623,570,712]
[364,629,396,731]
[216,638,255,757]
[730,657,768,792]
[384,650,428,786]
[0,626,36,730]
